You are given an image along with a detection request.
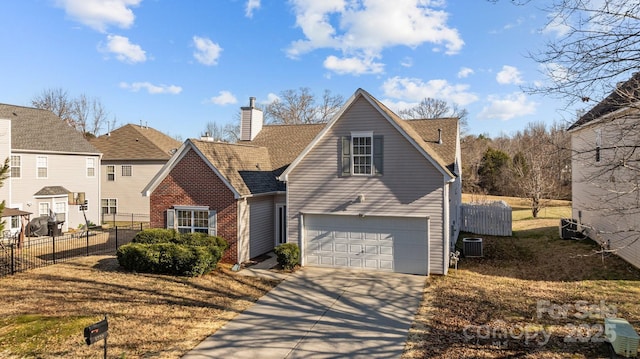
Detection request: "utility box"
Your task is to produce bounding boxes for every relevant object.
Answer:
[605,317,639,358]
[463,237,483,257]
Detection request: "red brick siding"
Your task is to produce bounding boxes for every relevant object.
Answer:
[150,149,238,263]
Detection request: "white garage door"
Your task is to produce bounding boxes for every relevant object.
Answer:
[304,214,428,275]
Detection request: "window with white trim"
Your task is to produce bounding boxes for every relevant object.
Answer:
[340,133,383,176]
[10,155,20,178]
[121,165,132,177]
[39,202,50,217]
[106,165,115,181]
[167,207,217,235]
[36,156,47,178]
[101,198,117,214]
[86,158,96,177]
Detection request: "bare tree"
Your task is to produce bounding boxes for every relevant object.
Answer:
[265,88,344,124]
[398,97,470,134]
[202,121,239,142]
[31,88,113,138]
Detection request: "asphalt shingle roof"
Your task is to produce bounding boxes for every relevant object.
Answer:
[34,186,70,196]
[90,124,180,160]
[568,72,640,131]
[190,140,276,196]
[0,104,99,154]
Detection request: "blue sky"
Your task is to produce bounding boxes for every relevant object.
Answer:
[0,0,576,139]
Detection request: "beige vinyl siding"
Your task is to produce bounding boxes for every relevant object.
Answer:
[571,115,640,269]
[10,151,100,231]
[287,96,447,274]
[237,198,250,263]
[100,160,166,216]
[248,195,275,258]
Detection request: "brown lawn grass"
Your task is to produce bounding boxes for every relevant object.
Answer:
[0,257,279,358]
[403,203,640,358]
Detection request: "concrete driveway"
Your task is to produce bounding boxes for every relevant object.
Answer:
[182,267,426,359]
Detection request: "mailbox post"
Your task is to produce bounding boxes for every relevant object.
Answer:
[84,316,108,359]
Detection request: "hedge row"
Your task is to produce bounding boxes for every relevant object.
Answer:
[116,229,228,276]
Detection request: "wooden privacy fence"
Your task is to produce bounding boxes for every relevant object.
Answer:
[461,202,512,236]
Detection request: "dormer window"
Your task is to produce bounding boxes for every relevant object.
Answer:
[341,132,383,176]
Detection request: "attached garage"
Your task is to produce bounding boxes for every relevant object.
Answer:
[303,214,429,275]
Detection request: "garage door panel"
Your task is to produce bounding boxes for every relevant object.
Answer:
[304,214,428,275]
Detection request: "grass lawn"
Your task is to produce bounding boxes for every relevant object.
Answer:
[0,257,279,358]
[403,211,640,357]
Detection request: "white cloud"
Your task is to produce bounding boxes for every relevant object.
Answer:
[323,55,384,75]
[209,91,237,105]
[245,0,261,18]
[542,11,572,37]
[457,67,474,78]
[400,57,413,68]
[496,65,523,85]
[478,92,537,121]
[119,82,182,94]
[102,35,146,63]
[382,76,478,106]
[542,62,572,84]
[193,36,222,66]
[287,0,463,75]
[266,93,280,103]
[55,0,141,33]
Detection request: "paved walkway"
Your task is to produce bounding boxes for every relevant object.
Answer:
[182,267,426,359]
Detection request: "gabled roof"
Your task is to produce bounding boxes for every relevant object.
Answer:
[144,139,276,198]
[568,72,640,131]
[34,186,70,196]
[280,88,457,181]
[0,103,100,154]
[90,124,180,160]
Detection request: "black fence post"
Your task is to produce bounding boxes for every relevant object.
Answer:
[10,243,15,275]
[52,234,56,264]
[131,213,134,227]
[86,229,90,256]
[115,226,118,249]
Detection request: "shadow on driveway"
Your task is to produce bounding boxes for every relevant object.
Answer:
[182,267,426,359]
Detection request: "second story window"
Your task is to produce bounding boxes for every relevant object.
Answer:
[341,132,383,177]
[107,165,115,181]
[121,165,132,177]
[86,158,96,177]
[352,135,372,175]
[10,155,20,178]
[36,156,47,178]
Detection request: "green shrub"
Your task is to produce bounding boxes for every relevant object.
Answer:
[175,232,228,251]
[274,243,300,270]
[133,228,177,244]
[117,243,159,273]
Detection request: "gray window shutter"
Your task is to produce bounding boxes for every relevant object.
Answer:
[373,135,383,175]
[208,210,217,236]
[341,136,351,176]
[166,209,175,230]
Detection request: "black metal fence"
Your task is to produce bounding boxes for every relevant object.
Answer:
[0,223,149,277]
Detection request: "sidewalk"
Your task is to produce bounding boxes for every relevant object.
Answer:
[235,252,290,280]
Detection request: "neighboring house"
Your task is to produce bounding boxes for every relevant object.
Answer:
[144,89,462,275]
[90,124,180,222]
[0,104,101,234]
[568,72,640,269]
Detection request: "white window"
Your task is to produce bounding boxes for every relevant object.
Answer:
[167,207,217,235]
[86,158,96,177]
[39,202,50,217]
[101,199,117,214]
[55,202,66,221]
[10,155,20,178]
[36,156,48,178]
[106,165,115,181]
[121,165,132,177]
[352,135,372,175]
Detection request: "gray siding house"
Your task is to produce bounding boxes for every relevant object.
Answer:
[0,104,101,234]
[90,124,180,221]
[145,89,462,275]
[568,73,640,269]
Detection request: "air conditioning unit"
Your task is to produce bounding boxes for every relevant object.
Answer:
[605,317,639,357]
[559,218,584,240]
[463,237,483,257]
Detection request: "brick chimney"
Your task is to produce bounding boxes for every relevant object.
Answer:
[240,97,263,141]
